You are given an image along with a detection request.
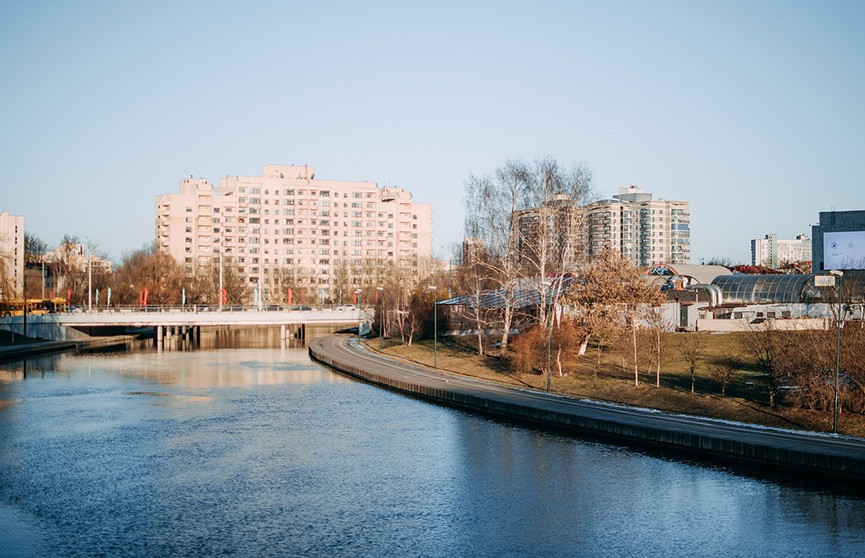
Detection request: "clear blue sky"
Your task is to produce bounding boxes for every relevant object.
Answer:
[2,0,863,264]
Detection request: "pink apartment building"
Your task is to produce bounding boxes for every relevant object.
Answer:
[155,164,432,304]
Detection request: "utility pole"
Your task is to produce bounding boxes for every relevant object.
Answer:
[22,266,27,339]
[87,247,92,313]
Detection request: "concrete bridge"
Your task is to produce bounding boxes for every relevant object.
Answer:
[1,306,372,343]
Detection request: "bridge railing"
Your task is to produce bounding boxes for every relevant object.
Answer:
[58,304,364,315]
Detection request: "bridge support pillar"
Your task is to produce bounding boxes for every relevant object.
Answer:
[156,325,163,350]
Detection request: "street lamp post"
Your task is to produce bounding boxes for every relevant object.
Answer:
[356,289,363,340]
[218,250,224,310]
[428,285,437,368]
[377,287,384,351]
[830,269,844,434]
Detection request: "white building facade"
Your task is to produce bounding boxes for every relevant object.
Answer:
[156,165,433,303]
[586,186,690,267]
[750,234,811,268]
[512,186,690,269]
[0,211,24,299]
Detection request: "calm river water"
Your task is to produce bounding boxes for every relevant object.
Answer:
[1,333,864,557]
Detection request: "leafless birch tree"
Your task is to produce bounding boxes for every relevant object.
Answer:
[464,156,594,354]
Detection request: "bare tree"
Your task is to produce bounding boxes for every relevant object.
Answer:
[332,259,352,304]
[113,243,186,306]
[185,256,249,306]
[680,333,706,395]
[845,324,865,414]
[645,307,671,388]
[24,233,47,265]
[23,232,48,299]
[739,321,786,408]
[704,257,735,267]
[50,235,86,300]
[568,251,663,386]
[464,156,594,354]
[710,355,738,397]
[0,248,14,302]
[451,245,498,355]
[398,283,433,346]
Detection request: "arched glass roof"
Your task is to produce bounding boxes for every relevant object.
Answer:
[711,274,823,305]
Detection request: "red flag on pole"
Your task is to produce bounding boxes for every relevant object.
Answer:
[353,291,357,305]
[67,288,71,305]
[287,288,293,305]
[143,288,149,307]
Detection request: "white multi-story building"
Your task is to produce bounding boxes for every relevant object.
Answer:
[512,186,690,269]
[44,242,113,274]
[586,186,690,267]
[751,234,811,268]
[156,164,432,303]
[0,211,24,299]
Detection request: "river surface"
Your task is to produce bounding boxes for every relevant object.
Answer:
[1,335,864,557]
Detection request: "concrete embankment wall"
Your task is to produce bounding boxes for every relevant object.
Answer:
[0,336,134,363]
[310,339,865,485]
[1,316,91,341]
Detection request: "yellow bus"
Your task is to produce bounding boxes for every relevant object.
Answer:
[38,298,67,314]
[0,298,67,317]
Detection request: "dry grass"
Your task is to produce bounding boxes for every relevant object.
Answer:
[366,332,865,438]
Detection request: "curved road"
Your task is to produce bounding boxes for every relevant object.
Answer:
[310,334,865,486]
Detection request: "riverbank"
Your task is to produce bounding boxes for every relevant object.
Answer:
[0,335,136,363]
[311,335,865,488]
[367,335,865,438]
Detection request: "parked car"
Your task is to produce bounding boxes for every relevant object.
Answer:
[336,304,356,312]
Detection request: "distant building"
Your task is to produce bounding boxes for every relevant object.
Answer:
[513,186,690,269]
[812,210,865,271]
[587,186,690,267]
[0,211,24,298]
[750,234,811,268]
[461,237,487,266]
[512,194,589,271]
[43,242,113,274]
[156,164,433,303]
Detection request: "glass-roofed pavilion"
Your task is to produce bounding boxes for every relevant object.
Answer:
[711,274,824,305]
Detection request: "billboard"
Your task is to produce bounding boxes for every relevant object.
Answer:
[824,231,865,270]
